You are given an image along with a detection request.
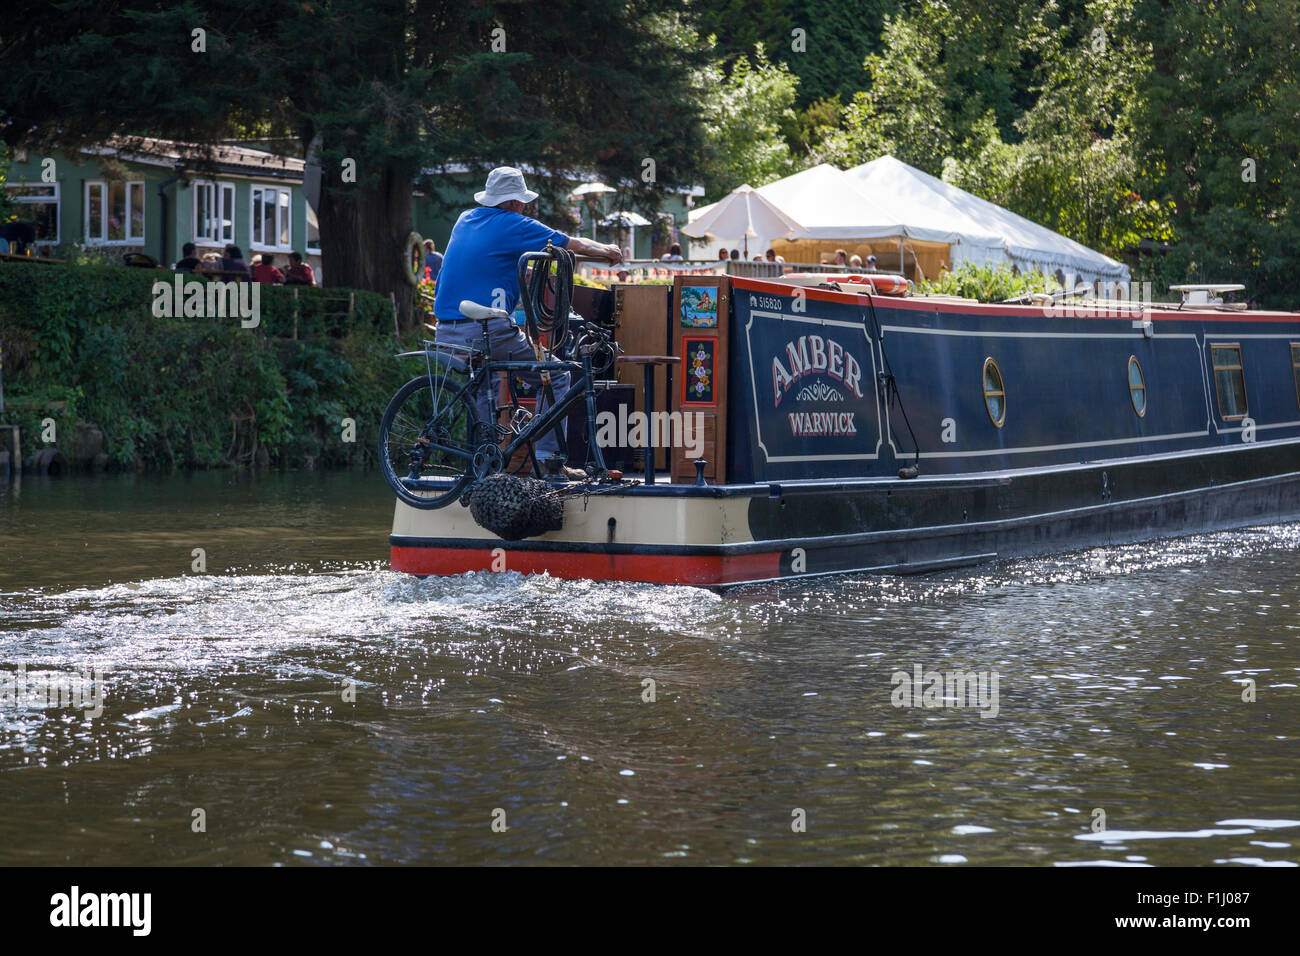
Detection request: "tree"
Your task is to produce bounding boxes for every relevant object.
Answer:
[0,147,16,226]
[817,0,1053,174]
[693,0,798,73]
[943,0,1171,259]
[1129,0,1300,306]
[699,44,799,199]
[690,0,897,109]
[788,0,897,108]
[0,1,710,319]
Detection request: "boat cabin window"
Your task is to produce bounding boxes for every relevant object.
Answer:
[1211,344,1248,421]
[1128,356,1147,417]
[1291,343,1300,410]
[982,358,1006,427]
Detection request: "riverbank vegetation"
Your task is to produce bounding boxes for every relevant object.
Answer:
[0,261,411,470]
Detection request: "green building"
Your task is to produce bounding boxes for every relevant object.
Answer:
[4,137,322,278]
[4,140,705,275]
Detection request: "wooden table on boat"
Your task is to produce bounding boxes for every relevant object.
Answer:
[616,354,680,484]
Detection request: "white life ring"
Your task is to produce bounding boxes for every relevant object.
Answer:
[781,272,911,296]
[404,231,424,287]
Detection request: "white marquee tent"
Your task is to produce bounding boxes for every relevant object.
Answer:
[686,156,1129,285]
[843,156,1129,284]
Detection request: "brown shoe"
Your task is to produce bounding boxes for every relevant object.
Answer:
[561,466,588,482]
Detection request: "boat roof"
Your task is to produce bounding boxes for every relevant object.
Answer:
[733,275,1300,321]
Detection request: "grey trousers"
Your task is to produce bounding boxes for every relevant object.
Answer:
[435,318,572,460]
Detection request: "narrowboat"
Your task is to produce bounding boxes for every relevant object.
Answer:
[389,273,1300,587]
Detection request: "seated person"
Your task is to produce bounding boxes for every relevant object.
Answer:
[283,251,316,286]
[220,244,251,279]
[174,242,202,273]
[661,243,683,262]
[252,252,284,284]
[432,166,621,480]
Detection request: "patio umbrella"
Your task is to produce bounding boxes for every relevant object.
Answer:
[568,182,618,238]
[599,211,652,259]
[599,211,652,227]
[568,182,617,200]
[681,183,802,257]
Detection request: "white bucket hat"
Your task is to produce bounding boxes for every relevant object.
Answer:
[475,166,538,206]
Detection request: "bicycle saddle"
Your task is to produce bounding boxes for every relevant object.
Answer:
[459,300,511,321]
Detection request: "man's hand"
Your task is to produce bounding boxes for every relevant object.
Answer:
[568,237,624,264]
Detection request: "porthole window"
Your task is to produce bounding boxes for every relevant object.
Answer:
[982,358,1006,427]
[1128,356,1147,417]
[1291,343,1300,410]
[1211,344,1248,421]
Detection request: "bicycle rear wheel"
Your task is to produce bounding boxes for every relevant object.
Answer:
[379,369,480,509]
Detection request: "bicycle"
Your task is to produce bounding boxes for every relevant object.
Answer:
[378,248,618,510]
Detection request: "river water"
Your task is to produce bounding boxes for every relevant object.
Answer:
[0,470,1296,866]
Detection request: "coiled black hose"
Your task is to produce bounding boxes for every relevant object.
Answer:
[517,245,574,344]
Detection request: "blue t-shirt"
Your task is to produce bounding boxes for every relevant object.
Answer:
[424,250,443,280]
[433,207,569,320]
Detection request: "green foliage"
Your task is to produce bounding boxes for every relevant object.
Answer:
[819,0,1050,173]
[940,0,1172,259]
[4,0,1297,310]
[788,0,898,107]
[1,1,712,312]
[0,146,15,225]
[941,117,1173,260]
[800,0,1300,307]
[700,44,800,199]
[782,96,845,159]
[689,0,898,109]
[0,260,408,470]
[817,14,947,171]
[1128,0,1300,308]
[919,262,1061,303]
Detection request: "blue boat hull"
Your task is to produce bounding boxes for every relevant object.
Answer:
[391,277,1300,587]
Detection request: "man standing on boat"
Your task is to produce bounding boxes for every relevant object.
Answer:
[433,167,623,478]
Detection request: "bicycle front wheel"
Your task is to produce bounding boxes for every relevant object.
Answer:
[379,370,480,509]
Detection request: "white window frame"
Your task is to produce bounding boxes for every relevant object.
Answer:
[250,184,292,251]
[4,182,61,244]
[305,199,321,255]
[192,180,235,246]
[84,179,145,245]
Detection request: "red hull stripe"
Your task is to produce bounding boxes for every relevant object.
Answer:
[730,276,1300,322]
[390,545,781,586]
